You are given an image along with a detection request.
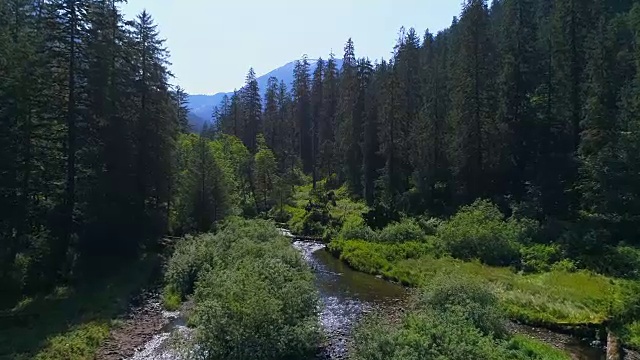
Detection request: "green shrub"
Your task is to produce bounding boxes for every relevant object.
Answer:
[550,258,577,272]
[351,271,572,360]
[165,219,321,360]
[377,218,426,243]
[415,215,442,236]
[192,261,320,360]
[607,246,640,279]
[162,285,181,311]
[520,244,563,273]
[437,199,526,266]
[416,273,506,338]
[350,311,508,360]
[164,234,214,300]
[338,218,376,241]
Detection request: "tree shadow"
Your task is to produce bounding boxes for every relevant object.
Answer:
[0,255,160,359]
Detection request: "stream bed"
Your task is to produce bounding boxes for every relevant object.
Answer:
[122,238,615,360]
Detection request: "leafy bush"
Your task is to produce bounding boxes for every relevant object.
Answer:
[193,261,319,360]
[415,215,442,236]
[416,273,506,338]
[437,199,528,266]
[338,217,376,241]
[520,244,563,273]
[164,234,214,300]
[350,311,508,360]
[164,218,321,359]
[606,246,640,279]
[351,273,570,360]
[377,218,426,243]
[162,286,181,311]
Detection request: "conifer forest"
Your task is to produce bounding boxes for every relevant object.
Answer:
[2,0,640,359]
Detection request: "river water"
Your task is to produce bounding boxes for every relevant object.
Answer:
[292,241,407,358]
[127,238,611,360]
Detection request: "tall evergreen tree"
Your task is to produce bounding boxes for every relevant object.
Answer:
[498,0,538,199]
[338,38,362,194]
[320,53,339,178]
[263,76,279,149]
[240,67,261,152]
[448,0,499,203]
[293,56,312,172]
[310,58,324,188]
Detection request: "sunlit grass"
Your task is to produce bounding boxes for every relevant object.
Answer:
[507,335,571,360]
[331,239,625,327]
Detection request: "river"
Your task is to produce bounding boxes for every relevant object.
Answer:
[126,238,611,360]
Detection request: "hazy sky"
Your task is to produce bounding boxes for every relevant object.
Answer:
[120,1,463,95]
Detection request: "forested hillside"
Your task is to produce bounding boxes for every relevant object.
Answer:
[213,0,640,256]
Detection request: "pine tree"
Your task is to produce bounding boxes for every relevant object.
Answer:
[362,60,385,205]
[47,0,92,275]
[293,56,312,172]
[448,0,498,202]
[320,53,339,178]
[277,80,295,173]
[263,76,279,149]
[174,86,190,133]
[240,67,261,152]
[579,1,640,243]
[132,10,176,240]
[498,0,537,199]
[338,38,362,194]
[310,58,324,188]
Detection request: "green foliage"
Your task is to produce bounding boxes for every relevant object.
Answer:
[506,335,571,360]
[338,216,376,241]
[377,218,426,243]
[164,234,214,300]
[162,285,181,311]
[164,219,321,359]
[328,239,433,278]
[417,273,506,338]
[330,238,630,327]
[193,260,319,360]
[254,135,279,212]
[351,273,571,360]
[350,311,508,360]
[519,244,564,273]
[437,200,530,266]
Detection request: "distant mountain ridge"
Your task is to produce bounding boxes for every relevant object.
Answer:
[187,59,344,131]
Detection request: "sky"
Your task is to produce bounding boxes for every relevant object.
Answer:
[120,0,463,95]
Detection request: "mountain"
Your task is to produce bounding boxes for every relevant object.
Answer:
[187,59,344,131]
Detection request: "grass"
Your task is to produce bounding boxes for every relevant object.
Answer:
[0,255,160,360]
[507,335,571,360]
[330,239,627,327]
[623,321,640,349]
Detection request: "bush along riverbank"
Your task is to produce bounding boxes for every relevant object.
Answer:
[319,200,640,352]
[350,273,572,360]
[282,183,640,352]
[162,218,322,359]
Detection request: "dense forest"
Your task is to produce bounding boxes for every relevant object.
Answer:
[3,0,640,359]
[0,0,194,305]
[212,0,640,265]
